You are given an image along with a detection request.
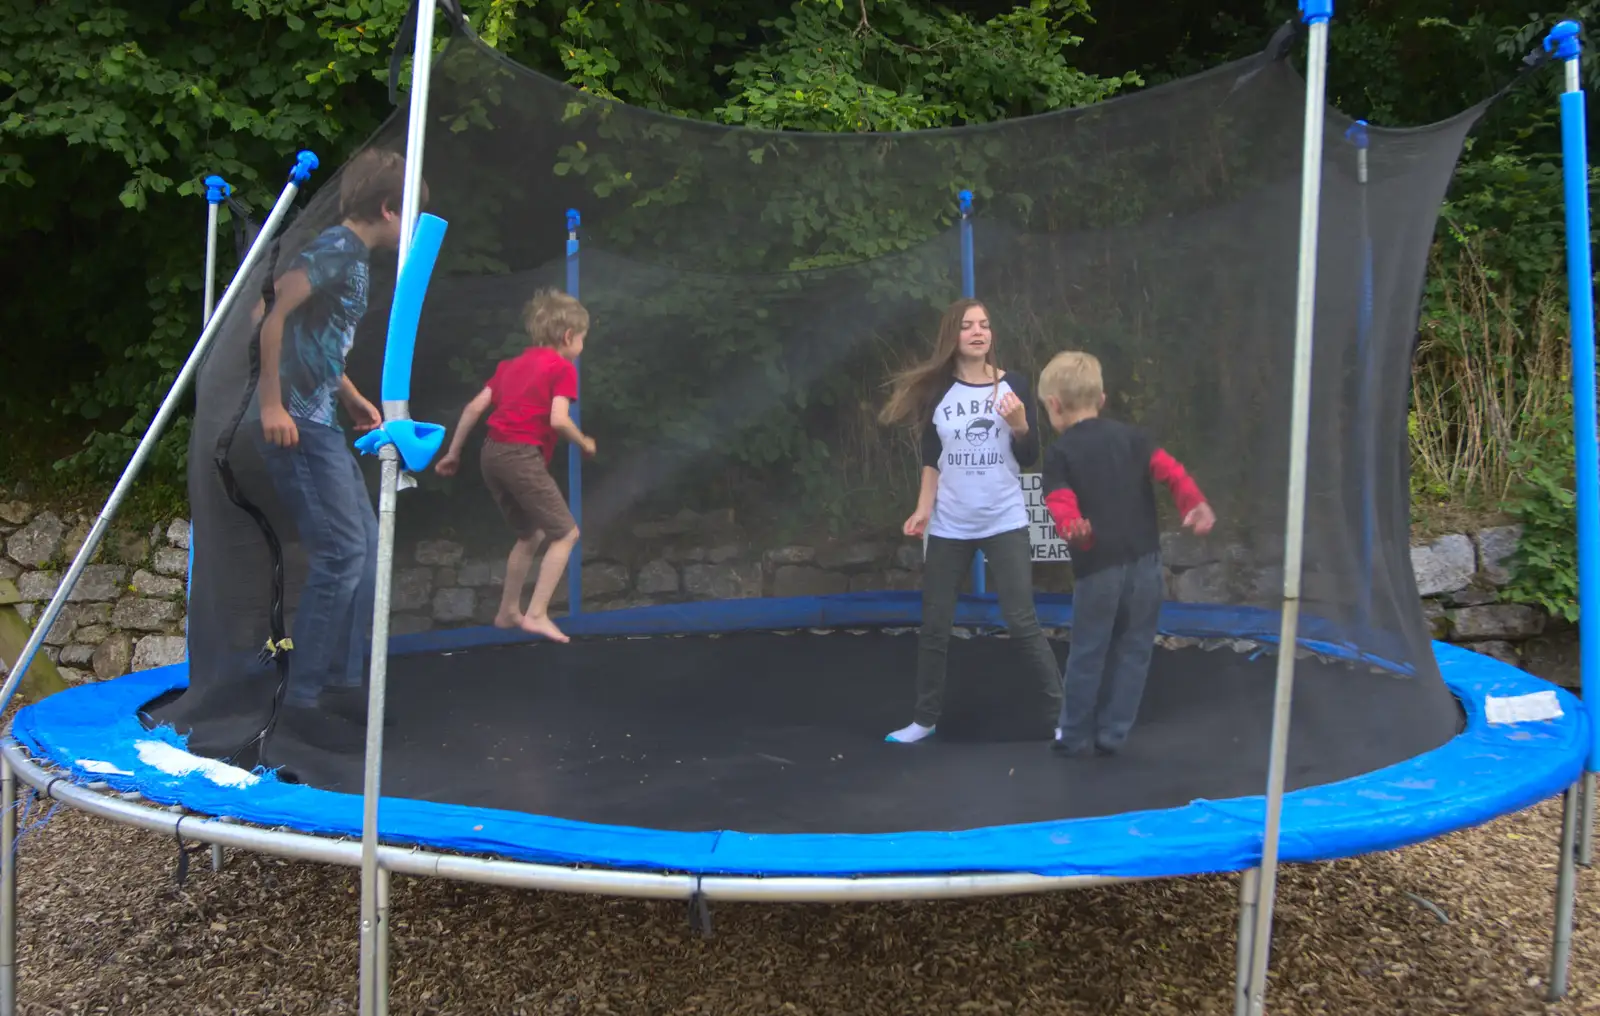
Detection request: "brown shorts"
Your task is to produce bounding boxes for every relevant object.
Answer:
[479,439,575,541]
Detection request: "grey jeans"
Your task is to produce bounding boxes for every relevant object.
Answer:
[1058,552,1164,751]
[914,527,1062,729]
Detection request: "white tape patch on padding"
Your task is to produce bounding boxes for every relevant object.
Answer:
[135,740,261,788]
[77,759,133,777]
[1484,690,1564,726]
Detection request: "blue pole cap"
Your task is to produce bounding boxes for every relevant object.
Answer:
[1299,0,1332,26]
[1545,20,1582,61]
[566,208,581,232]
[1344,119,1369,149]
[203,174,232,204]
[289,150,320,184]
[957,189,973,216]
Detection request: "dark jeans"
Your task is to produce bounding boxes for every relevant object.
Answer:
[258,420,379,707]
[1058,552,1164,751]
[914,527,1062,728]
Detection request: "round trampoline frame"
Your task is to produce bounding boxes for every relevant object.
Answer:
[0,628,1587,1013]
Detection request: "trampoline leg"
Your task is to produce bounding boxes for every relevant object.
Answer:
[375,867,391,1016]
[1549,782,1581,1001]
[0,757,17,1016]
[1233,867,1260,1016]
[1580,772,1595,868]
[210,843,224,873]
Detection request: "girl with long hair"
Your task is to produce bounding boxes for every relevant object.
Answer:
[879,298,1062,743]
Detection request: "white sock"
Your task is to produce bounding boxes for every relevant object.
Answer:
[886,721,936,744]
[1055,727,1063,740]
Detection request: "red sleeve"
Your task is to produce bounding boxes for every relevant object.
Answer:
[1044,488,1083,533]
[552,358,578,402]
[1150,449,1205,516]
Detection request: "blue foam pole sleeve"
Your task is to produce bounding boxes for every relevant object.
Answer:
[1558,86,1600,770]
[567,214,583,614]
[960,220,975,300]
[380,212,449,405]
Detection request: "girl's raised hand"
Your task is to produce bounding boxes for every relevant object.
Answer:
[997,392,1027,433]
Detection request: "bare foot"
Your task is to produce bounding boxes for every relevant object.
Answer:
[519,613,570,643]
[493,610,523,629]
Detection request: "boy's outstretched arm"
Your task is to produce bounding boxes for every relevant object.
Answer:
[434,387,494,476]
[1149,448,1215,534]
[550,396,596,457]
[257,269,314,447]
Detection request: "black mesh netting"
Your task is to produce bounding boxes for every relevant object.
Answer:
[150,23,1488,828]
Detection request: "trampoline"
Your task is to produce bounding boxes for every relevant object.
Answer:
[8,596,1587,883]
[1,5,1596,1016]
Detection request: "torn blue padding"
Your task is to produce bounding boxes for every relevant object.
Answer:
[11,596,1586,879]
[354,419,447,472]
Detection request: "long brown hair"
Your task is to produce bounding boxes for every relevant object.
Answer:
[879,298,999,428]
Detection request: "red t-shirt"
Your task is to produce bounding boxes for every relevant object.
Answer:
[484,347,578,461]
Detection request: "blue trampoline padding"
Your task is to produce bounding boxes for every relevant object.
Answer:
[12,597,1587,880]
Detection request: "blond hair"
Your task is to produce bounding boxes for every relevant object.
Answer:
[522,288,589,347]
[1039,351,1104,412]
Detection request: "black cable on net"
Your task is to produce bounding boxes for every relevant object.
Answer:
[211,232,296,762]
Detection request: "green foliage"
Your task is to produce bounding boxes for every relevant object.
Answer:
[0,0,1136,501]
[714,0,1136,131]
[1504,392,1579,622]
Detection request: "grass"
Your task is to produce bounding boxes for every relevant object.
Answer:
[1410,240,1568,514]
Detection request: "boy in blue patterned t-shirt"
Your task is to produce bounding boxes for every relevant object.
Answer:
[255,148,423,750]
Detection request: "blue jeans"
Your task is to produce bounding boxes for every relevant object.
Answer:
[1058,552,1164,750]
[258,420,378,707]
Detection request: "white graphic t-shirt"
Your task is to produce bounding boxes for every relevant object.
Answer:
[921,373,1041,541]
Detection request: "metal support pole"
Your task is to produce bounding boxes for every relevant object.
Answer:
[1550,781,1581,1000]
[1546,22,1599,875]
[0,155,315,721]
[360,3,439,1013]
[1233,867,1260,1016]
[202,171,230,877]
[565,208,583,615]
[375,866,392,1016]
[957,189,987,596]
[1243,5,1332,1015]
[359,449,398,1016]
[1582,771,1595,867]
[0,758,17,1016]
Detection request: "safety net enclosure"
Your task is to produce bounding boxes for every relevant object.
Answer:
[10,18,1588,886]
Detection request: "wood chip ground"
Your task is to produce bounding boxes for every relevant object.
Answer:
[9,798,1597,1014]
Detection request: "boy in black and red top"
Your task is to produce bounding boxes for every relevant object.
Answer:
[436,289,596,643]
[1038,351,1215,757]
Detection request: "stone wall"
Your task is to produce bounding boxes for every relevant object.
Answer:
[0,502,190,685]
[1410,525,1572,681]
[0,497,1576,691]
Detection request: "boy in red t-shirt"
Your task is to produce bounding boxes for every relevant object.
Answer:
[436,289,596,642]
